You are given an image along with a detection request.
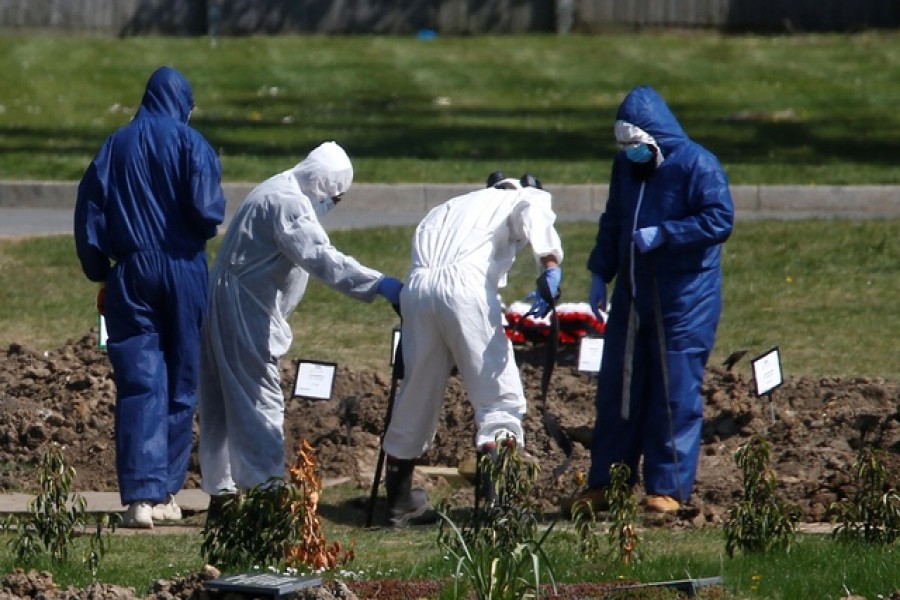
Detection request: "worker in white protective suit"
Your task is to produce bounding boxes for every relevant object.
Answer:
[380,174,564,526]
[198,141,403,519]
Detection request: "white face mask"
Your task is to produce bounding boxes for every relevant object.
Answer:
[314,197,335,218]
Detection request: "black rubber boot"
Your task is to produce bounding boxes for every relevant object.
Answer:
[476,443,499,504]
[385,458,432,527]
[205,492,238,529]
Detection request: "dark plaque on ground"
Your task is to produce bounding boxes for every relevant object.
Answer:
[204,572,322,597]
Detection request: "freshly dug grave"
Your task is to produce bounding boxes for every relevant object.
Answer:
[1,333,898,599]
[2,333,898,524]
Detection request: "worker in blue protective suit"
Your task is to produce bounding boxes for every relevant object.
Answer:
[74,66,226,529]
[198,142,404,522]
[572,85,734,515]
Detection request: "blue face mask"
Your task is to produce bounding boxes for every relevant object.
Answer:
[314,197,336,218]
[625,143,654,164]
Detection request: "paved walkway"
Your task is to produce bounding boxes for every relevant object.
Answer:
[1,182,899,239]
[0,490,209,534]
[0,489,210,515]
[0,477,354,516]
[0,488,837,535]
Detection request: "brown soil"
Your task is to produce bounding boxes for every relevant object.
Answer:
[1,332,899,599]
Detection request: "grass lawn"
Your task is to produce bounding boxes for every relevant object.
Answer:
[1,32,900,185]
[1,501,898,599]
[1,219,897,378]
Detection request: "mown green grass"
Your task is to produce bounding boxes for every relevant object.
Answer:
[1,523,898,598]
[1,219,897,378]
[0,531,206,594]
[2,32,900,184]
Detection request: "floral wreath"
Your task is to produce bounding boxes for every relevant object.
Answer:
[504,301,605,345]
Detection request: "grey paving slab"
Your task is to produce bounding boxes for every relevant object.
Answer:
[0,490,836,536]
[0,489,210,514]
[0,478,352,515]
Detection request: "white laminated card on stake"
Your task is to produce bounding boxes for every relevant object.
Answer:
[293,360,337,401]
[389,326,401,366]
[751,346,783,423]
[98,314,108,349]
[577,336,604,373]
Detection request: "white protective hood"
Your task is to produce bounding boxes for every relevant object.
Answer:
[291,141,353,216]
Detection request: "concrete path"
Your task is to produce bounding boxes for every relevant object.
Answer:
[0,489,210,515]
[1,182,899,239]
[0,478,354,516]
[0,490,210,534]
[0,487,836,535]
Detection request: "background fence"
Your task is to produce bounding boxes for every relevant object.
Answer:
[0,0,898,36]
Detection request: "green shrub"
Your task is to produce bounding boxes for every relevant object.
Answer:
[201,440,353,572]
[605,463,640,565]
[830,447,900,545]
[2,443,116,577]
[723,436,799,557]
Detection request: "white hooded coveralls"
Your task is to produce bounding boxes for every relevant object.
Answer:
[198,142,383,495]
[382,183,564,459]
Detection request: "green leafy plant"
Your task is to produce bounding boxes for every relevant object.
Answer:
[569,462,640,566]
[201,440,353,572]
[829,447,900,544]
[2,443,116,577]
[201,480,302,571]
[436,438,557,599]
[605,462,640,565]
[723,435,799,557]
[568,472,605,563]
[471,439,542,551]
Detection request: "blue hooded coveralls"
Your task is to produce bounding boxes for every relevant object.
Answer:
[587,86,734,501]
[74,66,226,505]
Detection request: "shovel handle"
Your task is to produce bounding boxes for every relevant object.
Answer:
[365,335,404,528]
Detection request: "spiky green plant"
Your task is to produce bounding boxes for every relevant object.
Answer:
[436,438,557,599]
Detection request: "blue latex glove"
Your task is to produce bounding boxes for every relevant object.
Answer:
[632,226,665,253]
[376,276,403,305]
[526,266,562,318]
[589,274,607,322]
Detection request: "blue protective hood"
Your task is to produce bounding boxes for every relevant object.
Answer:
[136,66,194,123]
[74,65,225,283]
[615,86,687,157]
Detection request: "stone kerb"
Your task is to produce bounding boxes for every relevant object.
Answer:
[0,181,78,208]
[759,185,899,219]
[730,184,900,220]
[352,183,433,213]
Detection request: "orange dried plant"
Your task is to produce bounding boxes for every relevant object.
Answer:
[284,439,354,570]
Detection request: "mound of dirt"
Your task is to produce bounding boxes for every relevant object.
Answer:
[1,332,899,528]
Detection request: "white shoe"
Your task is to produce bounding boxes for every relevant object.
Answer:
[152,494,183,522]
[122,501,154,528]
